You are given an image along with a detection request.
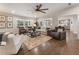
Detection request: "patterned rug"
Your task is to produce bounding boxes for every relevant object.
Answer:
[23,35,51,50]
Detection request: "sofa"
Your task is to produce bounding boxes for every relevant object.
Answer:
[47,26,66,40]
[0,33,23,55]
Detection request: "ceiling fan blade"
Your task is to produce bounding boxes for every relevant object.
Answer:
[39,10,46,13]
[38,4,42,9]
[40,8,48,10]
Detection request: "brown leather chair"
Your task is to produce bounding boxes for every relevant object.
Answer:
[19,27,26,35]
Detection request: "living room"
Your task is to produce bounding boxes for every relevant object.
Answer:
[0,3,79,55]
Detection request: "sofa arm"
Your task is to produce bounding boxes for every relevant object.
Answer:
[60,31,66,40]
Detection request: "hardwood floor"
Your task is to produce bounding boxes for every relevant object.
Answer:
[18,31,79,55]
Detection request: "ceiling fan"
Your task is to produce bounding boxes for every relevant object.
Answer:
[35,4,48,13]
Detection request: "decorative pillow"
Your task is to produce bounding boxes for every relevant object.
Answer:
[57,29,63,32]
[1,41,6,46]
[7,34,15,39]
[4,32,10,35]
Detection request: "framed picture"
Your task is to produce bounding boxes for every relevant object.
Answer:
[0,22,6,28]
[7,22,13,28]
[7,16,13,21]
[0,16,5,21]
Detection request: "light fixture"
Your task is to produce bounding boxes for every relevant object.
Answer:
[68,3,71,5]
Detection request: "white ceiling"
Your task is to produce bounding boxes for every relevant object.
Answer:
[0,3,78,17]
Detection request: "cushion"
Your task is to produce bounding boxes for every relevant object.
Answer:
[57,29,63,32]
[1,41,6,46]
[7,34,15,39]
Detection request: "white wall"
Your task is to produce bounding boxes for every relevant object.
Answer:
[0,12,33,34]
[57,5,79,39]
[58,15,78,33]
[52,17,58,29]
[37,18,53,32]
[58,5,79,16]
[0,12,54,33]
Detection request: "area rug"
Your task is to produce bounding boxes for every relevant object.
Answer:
[23,35,51,50]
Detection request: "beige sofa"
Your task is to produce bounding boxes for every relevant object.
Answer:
[0,34,23,55]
